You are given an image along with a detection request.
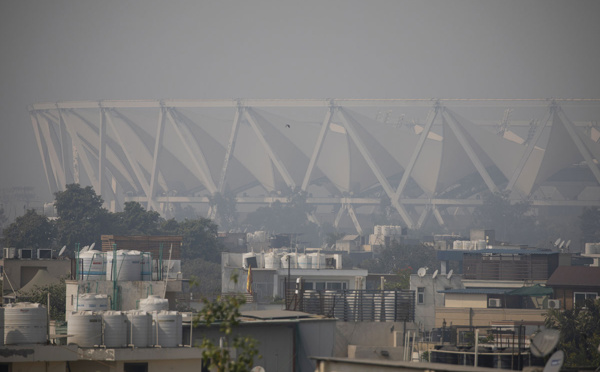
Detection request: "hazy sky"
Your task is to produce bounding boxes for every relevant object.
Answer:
[1,0,599,203]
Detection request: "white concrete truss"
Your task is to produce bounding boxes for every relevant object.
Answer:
[28,99,600,231]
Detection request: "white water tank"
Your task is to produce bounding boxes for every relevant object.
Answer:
[297,254,311,269]
[152,311,182,347]
[68,311,102,347]
[79,251,106,280]
[103,311,127,348]
[264,252,280,269]
[126,311,152,347]
[139,295,169,312]
[76,294,109,312]
[141,252,152,281]
[309,253,326,269]
[4,302,47,345]
[107,250,142,281]
[281,253,296,269]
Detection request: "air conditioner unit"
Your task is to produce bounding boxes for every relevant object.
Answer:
[488,298,502,308]
[3,247,17,259]
[547,299,561,309]
[19,248,34,259]
[37,248,52,259]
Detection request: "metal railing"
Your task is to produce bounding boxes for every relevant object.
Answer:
[286,289,415,322]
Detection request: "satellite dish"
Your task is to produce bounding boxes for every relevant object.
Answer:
[565,240,571,250]
[558,240,565,250]
[432,270,439,279]
[251,367,266,372]
[543,350,564,372]
[417,267,427,277]
[80,245,89,253]
[58,245,67,257]
[447,269,453,279]
[530,329,560,357]
[554,238,561,247]
[89,242,96,251]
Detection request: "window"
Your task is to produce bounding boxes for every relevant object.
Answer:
[417,287,425,304]
[574,292,597,307]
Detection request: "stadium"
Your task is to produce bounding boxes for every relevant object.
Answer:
[29,99,600,234]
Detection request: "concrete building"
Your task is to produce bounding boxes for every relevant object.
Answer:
[409,271,463,332]
[545,266,600,310]
[1,247,71,304]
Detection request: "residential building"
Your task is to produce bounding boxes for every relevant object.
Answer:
[545,266,600,310]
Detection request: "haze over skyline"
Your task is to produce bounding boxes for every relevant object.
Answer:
[1,0,599,207]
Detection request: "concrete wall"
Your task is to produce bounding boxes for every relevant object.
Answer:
[334,321,417,358]
[2,259,71,291]
[410,274,463,332]
[445,293,487,308]
[5,362,68,372]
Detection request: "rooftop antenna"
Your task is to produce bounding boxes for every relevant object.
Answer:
[530,329,560,358]
[447,269,453,279]
[553,238,561,247]
[432,269,439,279]
[417,267,427,277]
[543,350,564,372]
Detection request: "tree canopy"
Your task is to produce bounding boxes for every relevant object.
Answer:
[3,209,55,248]
[359,240,438,275]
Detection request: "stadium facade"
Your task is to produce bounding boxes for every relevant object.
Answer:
[29,99,600,233]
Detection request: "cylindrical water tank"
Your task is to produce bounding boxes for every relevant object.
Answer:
[476,240,486,250]
[102,311,127,348]
[76,294,109,312]
[107,250,142,281]
[68,311,102,347]
[141,252,152,281]
[281,253,296,269]
[297,254,311,269]
[162,260,181,279]
[4,302,47,345]
[139,295,169,312]
[309,253,326,269]
[79,251,106,280]
[126,311,152,347]
[264,252,280,269]
[152,311,182,347]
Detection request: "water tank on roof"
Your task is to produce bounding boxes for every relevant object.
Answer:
[139,295,169,312]
[264,252,280,269]
[76,294,109,313]
[281,253,296,269]
[141,252,152,281]
[107,250,142,281]
[152,311,182,347]
[4,302,47,345]
[68,311,102,347]
[126,310,152,347]
[79,251,106,280]
[102,311,127,348]
[297,254,311,269]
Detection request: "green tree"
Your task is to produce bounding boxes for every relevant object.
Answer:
[3,209,55,248]
[359,241,438,275]
[209,191,238,232]
[545,298,600,368]
[178,218,223,262]
[473,191,535,244]
[17,279,67,321]
[194,275,260,372]
[54,184,114,253]
[114,201,163,235]
[580,207,600,243]
[0,204,8,230]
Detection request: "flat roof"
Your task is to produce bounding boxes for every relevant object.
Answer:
[439,288,511,295]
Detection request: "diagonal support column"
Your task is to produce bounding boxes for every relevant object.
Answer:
[30,112,57,193]
[395,105,439,200]
[301,105,334,191]
[556,105,600,185]
[338,109,414,228]
[165,108,217,194]
[244,109,296,189]
[218,105,243,193]
[443,109,498,193]
[506,107,554,192]
[148,106,166,210]
[416,205,431,230]
[346,203,363,235]
[432,205,445,226]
